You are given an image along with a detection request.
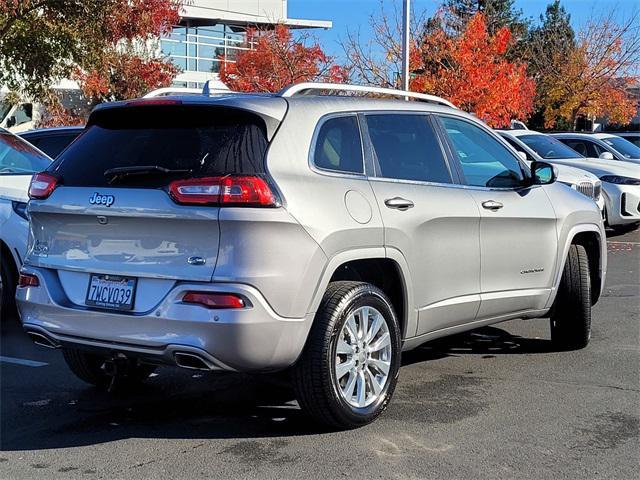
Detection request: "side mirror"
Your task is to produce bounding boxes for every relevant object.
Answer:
[517,151,528,162]
[599,151,614,160]
[6,116,16,128]
[530,161,556,185]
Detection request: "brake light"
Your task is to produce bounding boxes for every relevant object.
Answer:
[18,273,39,288]
[168,176,276,207]
[29,172,58,199]
[182,292,245,309]
[125,98,183,106]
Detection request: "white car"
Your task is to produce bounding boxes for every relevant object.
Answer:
[498,130,605,213]
[0,128,52,313]
[502,129,640,230]
[552,132,640,164]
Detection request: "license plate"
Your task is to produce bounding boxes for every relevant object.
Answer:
[85,274,137,311]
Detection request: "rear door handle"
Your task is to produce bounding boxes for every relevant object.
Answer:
[384,197,414,211]
[481,200,503,211]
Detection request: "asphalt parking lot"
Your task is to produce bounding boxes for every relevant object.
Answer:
[1,228,638,480]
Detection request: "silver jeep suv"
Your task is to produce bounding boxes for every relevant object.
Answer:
[17,84,606,429]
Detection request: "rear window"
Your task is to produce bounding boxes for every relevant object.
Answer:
[50,105,268,188]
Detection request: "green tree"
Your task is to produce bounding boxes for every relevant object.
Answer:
[523,1,576,128]
[0,1,181,100]
[441,0,528,37]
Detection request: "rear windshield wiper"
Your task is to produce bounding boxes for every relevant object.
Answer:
[104,165,192,184]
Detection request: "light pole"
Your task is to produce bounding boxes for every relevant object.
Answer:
[401,0,411,92]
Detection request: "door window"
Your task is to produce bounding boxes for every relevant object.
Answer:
[559,139,603,158]
[440,116,524,188]
[313,115,364,174]
[366,114,453,183]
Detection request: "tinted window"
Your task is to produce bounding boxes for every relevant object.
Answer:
[29,133,80,158]
[440,117,524,188]
[0,132,51,175]
[621,135,640,147]
[518,134,583,159]
[313,116,363,174]
[51,106,268,188]
[601,136,640,159]
[367,114,452,183]
[559,139,602,158]
[501,136,535,161]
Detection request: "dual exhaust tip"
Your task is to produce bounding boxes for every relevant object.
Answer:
[26,331,59,349]
[26,330,213,371]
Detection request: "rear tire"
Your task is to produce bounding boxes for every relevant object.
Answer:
[62,348,155,390]
[550,244,591,350]
[293,281,401,429]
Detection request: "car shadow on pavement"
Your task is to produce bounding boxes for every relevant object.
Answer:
[402,325,555,367]
[1,320,552,451]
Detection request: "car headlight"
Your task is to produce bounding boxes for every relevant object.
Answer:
[11,201,29,220]
[599,175,640,185]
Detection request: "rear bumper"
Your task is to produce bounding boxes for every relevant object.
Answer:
[16,266,312,372]
[603,183,640,226]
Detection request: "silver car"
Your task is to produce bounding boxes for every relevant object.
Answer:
[16,84,607,429]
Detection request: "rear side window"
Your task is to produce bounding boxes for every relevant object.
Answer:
[50,105,268,187]
[367,114,452,183]
[313,115,363,174]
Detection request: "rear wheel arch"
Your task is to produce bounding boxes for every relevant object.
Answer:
[326,258,409,339]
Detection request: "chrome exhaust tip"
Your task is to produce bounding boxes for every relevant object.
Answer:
[26,331,59,349]
[174,352,212,371]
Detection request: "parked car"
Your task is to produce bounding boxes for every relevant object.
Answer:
[17,84,606,429]
[19,126,84,159]
[552,132,640,164]
[611,132,640,148]
[504,129,640,230]
[498,130,605,213]
[0,128,52,315]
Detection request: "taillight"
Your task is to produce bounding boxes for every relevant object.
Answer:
[182,292,245,309]
[168,176,276,207]
[29,172,58,199]
[18,273,39,288]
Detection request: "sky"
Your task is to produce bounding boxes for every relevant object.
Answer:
[288,0,639,60]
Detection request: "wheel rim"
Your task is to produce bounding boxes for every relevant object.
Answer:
[334,306,392,408]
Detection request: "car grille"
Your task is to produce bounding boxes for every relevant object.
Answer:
[576,181,601,201]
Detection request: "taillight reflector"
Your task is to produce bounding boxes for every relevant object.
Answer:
[29,172,59,200]
[168,176,276,207]
[182,292,245,309]
[18,273,39,288]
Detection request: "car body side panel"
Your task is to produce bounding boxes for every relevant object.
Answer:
[264,102,385,315]
[466,185,558,318]
[542,183,607,307]
[213,207,327,318]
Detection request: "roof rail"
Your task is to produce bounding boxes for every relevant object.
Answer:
[278,82,457,109]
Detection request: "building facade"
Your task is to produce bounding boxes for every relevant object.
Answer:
[162,0,331,88]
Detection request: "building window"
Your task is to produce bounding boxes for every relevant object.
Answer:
[161,24,248,76]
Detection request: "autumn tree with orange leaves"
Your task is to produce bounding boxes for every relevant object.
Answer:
[344,7,534,127]
[539,12,640,130]
[219,25,348,92]
[413,13,535,127]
